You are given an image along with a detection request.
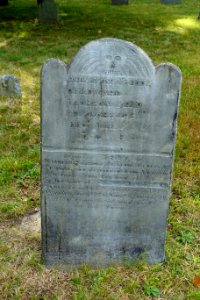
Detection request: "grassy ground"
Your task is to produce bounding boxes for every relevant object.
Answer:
[0,0,200,299]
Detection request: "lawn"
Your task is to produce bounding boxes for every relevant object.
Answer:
[0,0,200,299]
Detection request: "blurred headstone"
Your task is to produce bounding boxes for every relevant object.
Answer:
[38,0,58,23]
[160,0,181,3]
[112,0,128,4]
[0,75,22,98]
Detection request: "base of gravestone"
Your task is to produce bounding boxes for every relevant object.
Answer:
[38,0,58,23]
[0,0,8,6]
[160,0,181,3]
[112,0,128,5]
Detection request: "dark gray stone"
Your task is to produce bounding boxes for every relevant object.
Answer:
[160,0,181,3]
[0,75,22,98]
[112,0,128,5]
[38,0,58,23]
[41,38,182,268]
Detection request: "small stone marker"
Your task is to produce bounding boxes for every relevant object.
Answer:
[0,75,22,98]
[20,210,41,233]
[38,0,58,23]
[160,0,181,3]
[112,0,128,5]
[41,38,181,267]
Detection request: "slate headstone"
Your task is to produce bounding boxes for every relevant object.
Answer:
[0,75,22,98]
[41,38,182,268]
[112,0,128,5]
[160,0,181,3]
[38,0,58,23]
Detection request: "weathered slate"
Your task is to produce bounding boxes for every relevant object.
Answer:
[41,38,182,268]
[0,75,22,98]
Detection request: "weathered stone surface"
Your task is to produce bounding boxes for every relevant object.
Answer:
[160,0,181,4]
[112,0,128,5]
[38,0,58,23]
[0,75,22,98]
[41,38,182,268]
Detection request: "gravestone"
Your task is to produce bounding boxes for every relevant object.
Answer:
[38,0,58,23]
[160,0,181,3]
[41,38,181,267]
[112,0,128,5]
[0,75,22,98]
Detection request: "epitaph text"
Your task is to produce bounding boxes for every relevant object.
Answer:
[41,38,181,267]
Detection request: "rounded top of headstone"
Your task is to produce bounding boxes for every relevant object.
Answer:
[68,38,155,78]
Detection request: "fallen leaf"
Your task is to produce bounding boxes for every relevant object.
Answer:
[193,276,200,286]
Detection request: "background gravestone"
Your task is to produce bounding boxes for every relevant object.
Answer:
[41,38,181,267]
[38,0,58,23]
[160,0,181,3]
[0,75,22,98]
[112,0,128,5]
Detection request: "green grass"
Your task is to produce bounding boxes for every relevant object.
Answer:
[0,0,200,299]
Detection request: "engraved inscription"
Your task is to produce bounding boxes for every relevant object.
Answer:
[67,75,151,86]
[65,74,153,149]
[42,152,171,210]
